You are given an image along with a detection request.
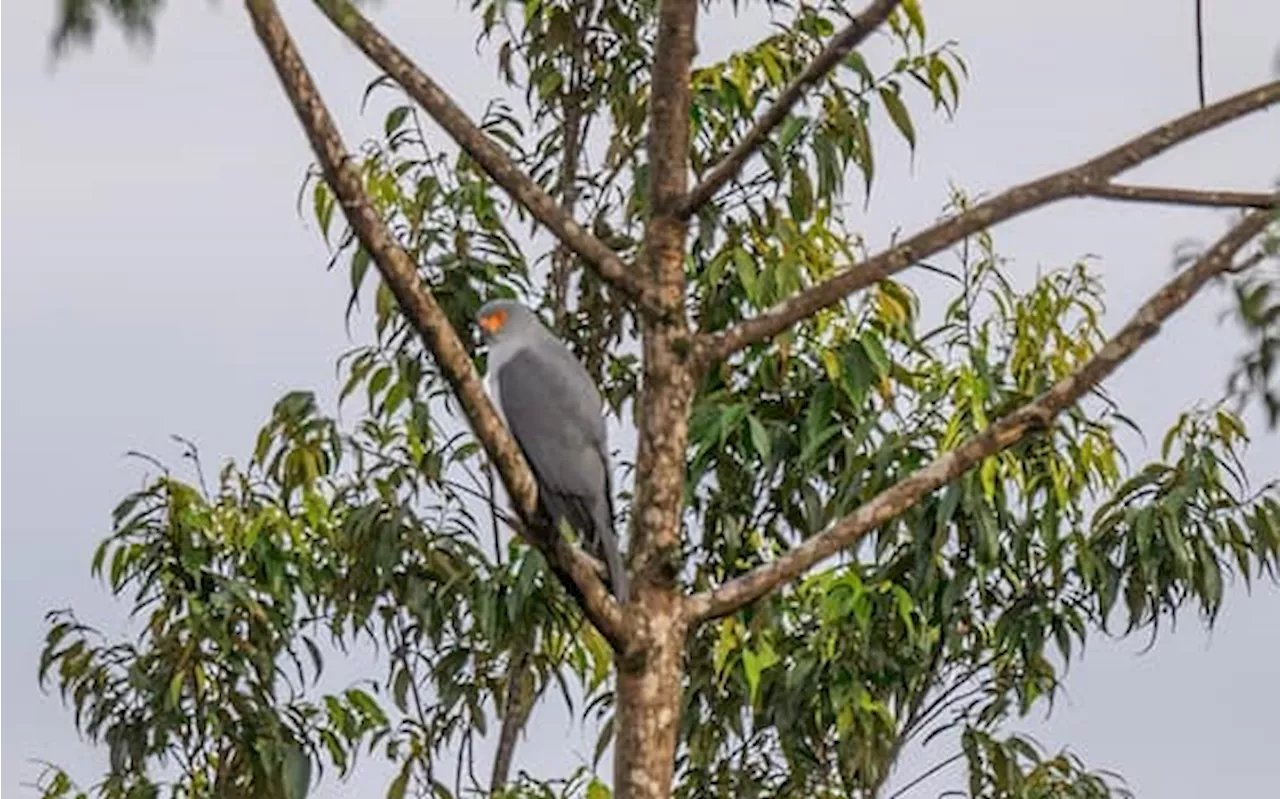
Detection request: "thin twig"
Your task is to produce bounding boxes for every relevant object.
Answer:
[887,752,967,799]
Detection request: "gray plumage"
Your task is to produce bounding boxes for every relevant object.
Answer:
[476,299,628,604]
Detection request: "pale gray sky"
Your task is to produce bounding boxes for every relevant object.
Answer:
[3,1,1278,797]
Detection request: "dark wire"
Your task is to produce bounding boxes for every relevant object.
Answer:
[1195,0,1207,108]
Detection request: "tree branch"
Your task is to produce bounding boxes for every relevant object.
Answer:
[686,205,1274,622]
[697,79,1280,362]
[490,642,537,791]
[1091,182,1278,209]
[311,0,664,317]
[675,0,902,219]
[245,0,628,650]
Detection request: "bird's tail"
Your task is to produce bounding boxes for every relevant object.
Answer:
[591,500,629,604]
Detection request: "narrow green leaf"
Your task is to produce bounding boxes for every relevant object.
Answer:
[733,247,760,304]
[393,667,410,714]
[747,414,771,463]
[861,330,890,376]
[384,105,411,137]
[281,742,311,799]
[777,115,807,152]
[387,762,411,799]
[878,85,916,151]
[742,648,762,704]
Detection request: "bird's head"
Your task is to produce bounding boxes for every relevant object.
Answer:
[476,299,540,345]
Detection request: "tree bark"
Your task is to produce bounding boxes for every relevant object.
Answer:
[490,643,537,790]
[613,2,699,797]
[614,596,689,799]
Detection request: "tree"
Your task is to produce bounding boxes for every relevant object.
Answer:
[37,2,1280,799]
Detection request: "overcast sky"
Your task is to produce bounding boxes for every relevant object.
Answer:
[3,1,1278,797]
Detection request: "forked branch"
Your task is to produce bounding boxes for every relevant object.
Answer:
[676,0,903,219]
[698,79,1280,362]
[245,0,628,649]
[686,204,1275,622]
[312,0,664,317]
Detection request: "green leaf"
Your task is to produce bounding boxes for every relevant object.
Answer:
[281,742,311,799]
[368,366,393,406]
[851,112,875,197]
[387,761,411,799]
[348,246,371,318]
[878,85,916,151]
[747,415,771,463]
[313,181,334,243]
[842,51,874,88]
[587,778,613,799]
[733,247,760,304]
[777,115,808,152]
[788,163,814,222]
[384,105,411,137]
[593,716,615,770]
[166,670,185,709]
[936,482,962,529]
[861,330,890,376]
[902,0,927,41]
[301,636,324,683]
[393,667,411,714]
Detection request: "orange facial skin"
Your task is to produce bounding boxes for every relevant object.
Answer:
[478,307,508,335]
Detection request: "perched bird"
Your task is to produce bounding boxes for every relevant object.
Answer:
[476,299,628,604]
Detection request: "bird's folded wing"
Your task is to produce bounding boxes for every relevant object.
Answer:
[495,347,609,501]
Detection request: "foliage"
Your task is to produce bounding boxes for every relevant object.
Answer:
[39,387,615,798]
[1225,219,1280,427]
[51,0,165,56]
[675,217,1279,797]
[37,2,1279,799]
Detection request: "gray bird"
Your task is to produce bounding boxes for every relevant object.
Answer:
[476,299,628,604]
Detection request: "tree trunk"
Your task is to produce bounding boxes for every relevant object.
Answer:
[612,215,697,798]
[614,3,699,797]
[613,593,688,799]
